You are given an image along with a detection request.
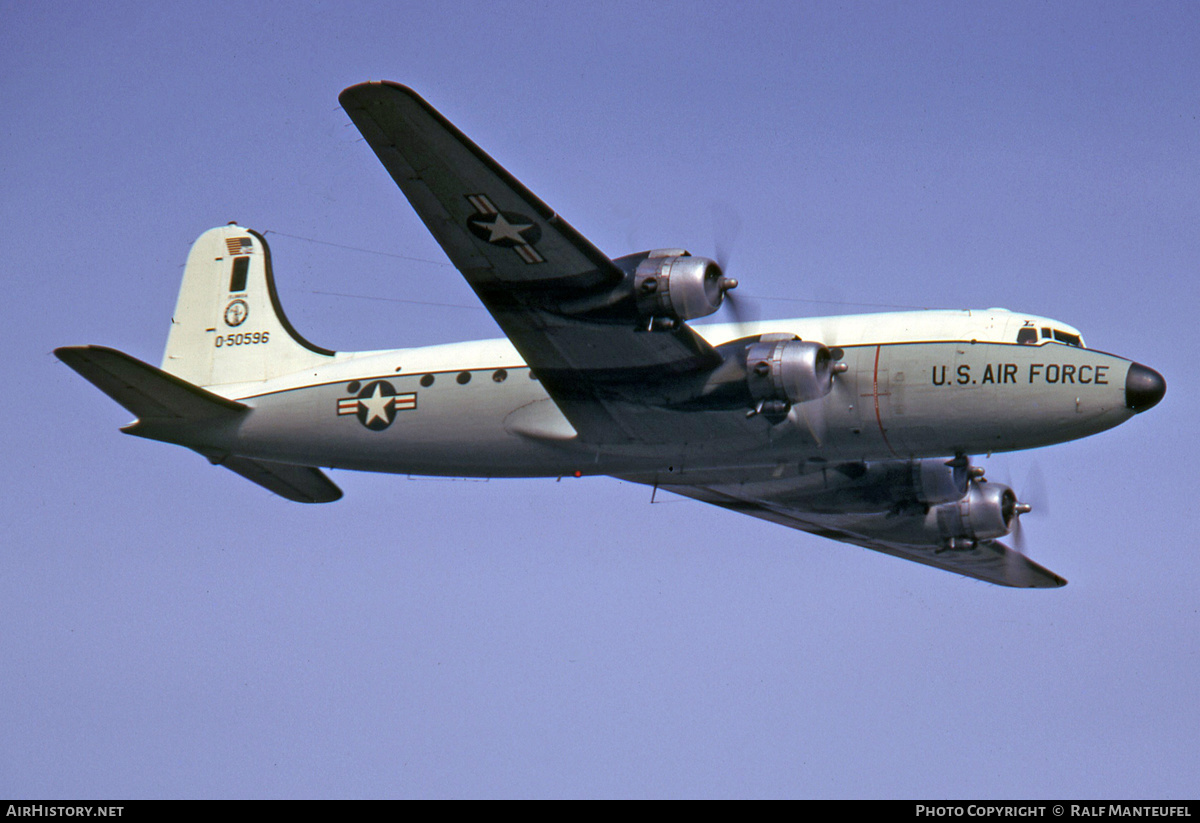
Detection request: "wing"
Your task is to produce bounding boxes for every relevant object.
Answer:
[339,82,722,443]
[655,481,1067,588]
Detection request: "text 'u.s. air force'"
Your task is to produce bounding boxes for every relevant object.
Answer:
[931,363,1109,386]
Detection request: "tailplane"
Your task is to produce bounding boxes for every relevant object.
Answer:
[57,345,342,503]
[162,224,334,386]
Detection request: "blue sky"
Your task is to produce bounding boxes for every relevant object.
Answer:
[3,0,1197,798]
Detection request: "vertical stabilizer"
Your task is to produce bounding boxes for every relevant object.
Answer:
[162,225,334,386]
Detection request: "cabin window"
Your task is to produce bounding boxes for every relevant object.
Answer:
[1016,327,1038,345]
[457,371,472,385]
[1053,329,1082,347]
[229,256,250,292]
[420,374,434,387]
[492,369,508,383]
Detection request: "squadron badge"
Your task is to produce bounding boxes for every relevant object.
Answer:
[224,299,249,327]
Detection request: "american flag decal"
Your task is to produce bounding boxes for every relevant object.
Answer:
[225,237,253,256]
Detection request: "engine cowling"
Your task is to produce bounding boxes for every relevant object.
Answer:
[840,458,972,507]
[744,338,835,417]
[769,458,973,513]
[910,458,972,506]
[634,253,733,325]
[930,481,1019,547]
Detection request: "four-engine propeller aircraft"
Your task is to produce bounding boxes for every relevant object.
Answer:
[58,82,1165,588]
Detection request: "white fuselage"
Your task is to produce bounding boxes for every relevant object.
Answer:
[204,308,1136,481]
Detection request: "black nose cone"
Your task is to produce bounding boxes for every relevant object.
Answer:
[1125,362,1166,412]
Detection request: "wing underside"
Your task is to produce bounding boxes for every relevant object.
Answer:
[656,481,1066,588]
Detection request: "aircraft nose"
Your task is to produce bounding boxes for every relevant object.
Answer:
[1125,362,1166,412]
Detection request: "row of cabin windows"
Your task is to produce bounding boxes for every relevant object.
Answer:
[418,368,520,387]
[1016,326,1082,347]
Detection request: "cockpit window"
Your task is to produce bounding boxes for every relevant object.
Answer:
[1021,325,1083,347]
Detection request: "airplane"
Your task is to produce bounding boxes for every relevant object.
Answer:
[57,81,1166,589]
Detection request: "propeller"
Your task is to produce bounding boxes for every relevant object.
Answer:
[995,460,1048,575]
[722,282,758,331]
[1022,461,1051,517]
[1010,496,1034,554]
[711,203,756,333]
[1010,462,1049,552]
[712,201,742,275]
[788,400,827,448]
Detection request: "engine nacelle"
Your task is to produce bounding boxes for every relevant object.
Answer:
[634,253,730,324]
[930,481,1019,545]
[772,458,972,513]
[910,458,971,506]
[745,338,835,416]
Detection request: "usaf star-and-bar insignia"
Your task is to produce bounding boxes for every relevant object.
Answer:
[465,193,545,264]
[336,380,416,431]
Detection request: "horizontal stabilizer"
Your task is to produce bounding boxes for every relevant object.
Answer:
[208,454,343,504]
[59,345,341,503]
[56,345,246,421]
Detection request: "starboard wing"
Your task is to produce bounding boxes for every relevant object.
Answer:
[339,82,724,444]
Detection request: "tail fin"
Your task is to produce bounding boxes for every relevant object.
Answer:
[162,225,334,386]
